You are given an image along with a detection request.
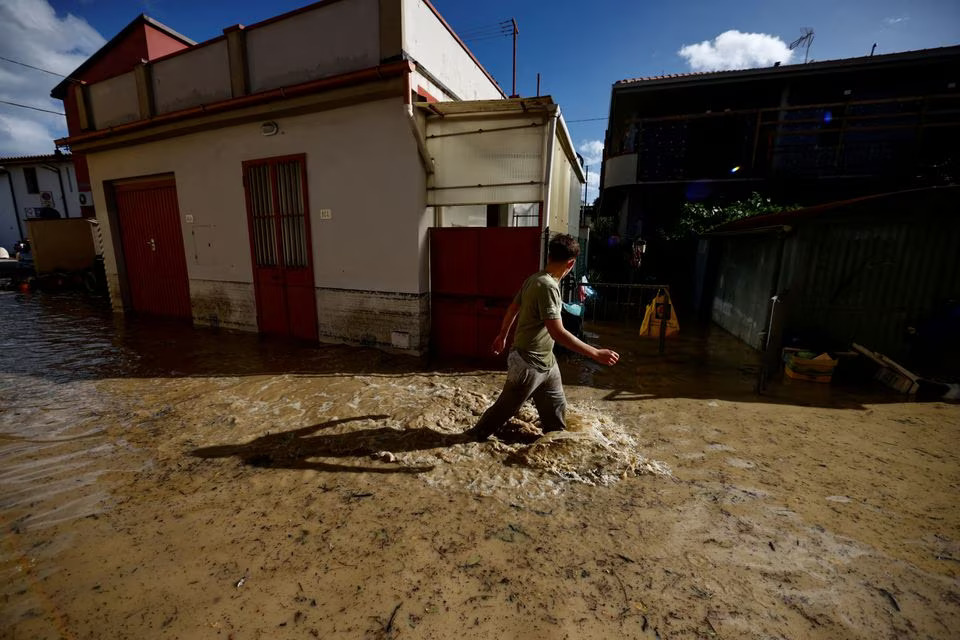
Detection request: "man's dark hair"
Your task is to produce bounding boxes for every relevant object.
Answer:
[548,234,581,262]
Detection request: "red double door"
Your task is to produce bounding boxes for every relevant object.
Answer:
[114,178,192,319]
[242,154,318,341]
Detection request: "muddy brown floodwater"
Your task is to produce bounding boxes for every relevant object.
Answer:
[1,290,958,639]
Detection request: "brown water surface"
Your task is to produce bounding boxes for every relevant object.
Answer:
[1,290,958,639]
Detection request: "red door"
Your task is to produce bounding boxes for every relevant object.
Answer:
[114,178,191,319]
[243,155,318,341]
[430,226,541,360]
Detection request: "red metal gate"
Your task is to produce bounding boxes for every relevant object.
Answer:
[431,227,541,359]
[242,154,318,341]
[114,178,191,319]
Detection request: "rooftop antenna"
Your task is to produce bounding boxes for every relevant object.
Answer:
[511,18,519,97]
[789,28,815,64]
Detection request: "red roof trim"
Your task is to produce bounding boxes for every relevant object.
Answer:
[51,14,196,100]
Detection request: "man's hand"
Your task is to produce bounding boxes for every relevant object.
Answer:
[491,332,508,355]
[592,348,620,366]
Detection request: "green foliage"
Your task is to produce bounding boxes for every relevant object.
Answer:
[670,192,799,240]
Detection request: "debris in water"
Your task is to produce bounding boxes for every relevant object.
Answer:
[878,587,901,612]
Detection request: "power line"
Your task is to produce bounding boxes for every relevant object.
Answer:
[0,99,65,116]
[463,33,513,43]
[566,117,608,123]
[0,55,72,79]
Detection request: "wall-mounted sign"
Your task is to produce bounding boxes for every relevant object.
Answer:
[78,191,93,206]
[24,207,37,218]
[40,191,53,207]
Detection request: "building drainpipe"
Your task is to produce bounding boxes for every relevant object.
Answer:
[41,164,69,218]
[0,169,25,241]
[540,109,558,267]
[758,228,791,392]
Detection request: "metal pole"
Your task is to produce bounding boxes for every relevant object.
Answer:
[536,73,540,97]
[584,164,588,208]
[657,288,670,355]
[0,170,25,240]
[40,164,69,218]
[511,19,518,98]
[55,168,68,218]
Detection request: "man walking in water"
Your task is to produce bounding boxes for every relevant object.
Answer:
[467,234,620,441]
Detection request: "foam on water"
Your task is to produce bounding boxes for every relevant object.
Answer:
[380,382,672,497]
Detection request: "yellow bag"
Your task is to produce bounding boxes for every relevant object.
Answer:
[639,290,679,338]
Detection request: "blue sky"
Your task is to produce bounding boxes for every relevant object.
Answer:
[3,0,959,199]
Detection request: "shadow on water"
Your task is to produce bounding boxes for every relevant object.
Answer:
[1,290,930,410]
[190,415,472,474]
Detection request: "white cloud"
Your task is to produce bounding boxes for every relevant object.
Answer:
[576,140,604,203]
[884,16,908,26]
[678,30,793,71]
[0,0,105,156]
[578,139,604,166]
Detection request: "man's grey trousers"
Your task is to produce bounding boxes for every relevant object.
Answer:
[472,350,567,438]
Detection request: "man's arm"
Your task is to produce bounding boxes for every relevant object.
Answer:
[491,301,521,355]
[545,318,619,366]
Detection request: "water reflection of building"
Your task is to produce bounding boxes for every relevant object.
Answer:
[599,45,960,242]
[51,1,583,357]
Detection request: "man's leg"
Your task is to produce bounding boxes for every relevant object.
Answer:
[531,363,566,433]
[469,352,539,440]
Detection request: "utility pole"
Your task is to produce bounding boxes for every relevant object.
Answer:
[511,18,519,98]
[583,165,588,208]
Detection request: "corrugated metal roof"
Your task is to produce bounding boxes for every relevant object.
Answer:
[0,152,73,166]
[615,44,960,88]
[414,96,556,116]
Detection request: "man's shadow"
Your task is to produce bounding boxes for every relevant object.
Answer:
[191,415,473,474]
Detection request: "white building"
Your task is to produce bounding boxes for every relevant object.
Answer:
[0,154,82,252]
[55,0,583,356]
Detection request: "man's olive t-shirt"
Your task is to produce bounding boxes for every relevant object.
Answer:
[511,271,562,371]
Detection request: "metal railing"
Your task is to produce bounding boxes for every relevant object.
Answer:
[572,282,673,354]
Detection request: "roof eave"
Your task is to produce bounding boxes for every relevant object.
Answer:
[614,44,960,91]
[51,14,196,100]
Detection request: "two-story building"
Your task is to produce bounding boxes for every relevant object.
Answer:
[52,0,584,357]
[599,45,960,244]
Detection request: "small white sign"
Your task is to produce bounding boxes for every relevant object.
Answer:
[40,191,53,206]
[319,209,332,220]
[185,214,194,223]
[78,191,93,206]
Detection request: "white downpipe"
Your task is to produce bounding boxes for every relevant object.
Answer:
[540,109,558,266]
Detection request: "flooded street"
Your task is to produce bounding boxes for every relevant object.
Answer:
[2,290,958,639]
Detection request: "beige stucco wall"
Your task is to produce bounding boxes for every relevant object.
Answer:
[89,72,140,129]
[247,0,380,93]
[87,97,429,348]
[401,0,503,101]
[567,163,583,236]
[548,136,570,235]
[152,41,232,114]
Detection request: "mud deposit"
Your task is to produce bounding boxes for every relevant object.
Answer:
[1,291,959,639]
